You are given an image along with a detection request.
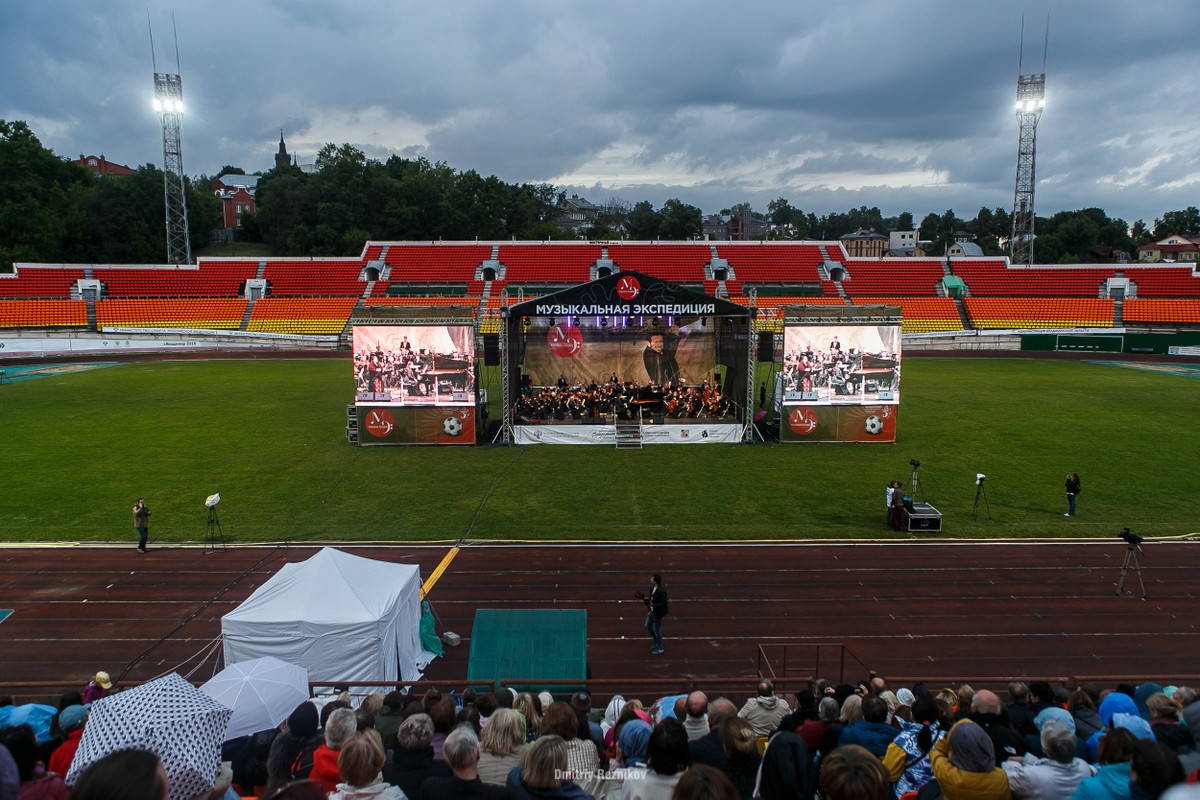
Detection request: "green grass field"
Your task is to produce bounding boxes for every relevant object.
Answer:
[0,357,1195,543]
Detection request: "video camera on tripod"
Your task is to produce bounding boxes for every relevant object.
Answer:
[1119,527,1143,546]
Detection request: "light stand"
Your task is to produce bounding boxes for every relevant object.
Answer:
[972,474,991,520]
[205,493,226,553]
[1115,528,1145,599]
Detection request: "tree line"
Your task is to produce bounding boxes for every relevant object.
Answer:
[3,118,1198,271]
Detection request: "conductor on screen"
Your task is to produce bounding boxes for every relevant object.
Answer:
[643,332,680,386]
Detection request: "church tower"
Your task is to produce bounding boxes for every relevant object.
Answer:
[274,130,290,170]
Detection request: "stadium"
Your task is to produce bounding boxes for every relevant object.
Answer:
[2,241,1199,796]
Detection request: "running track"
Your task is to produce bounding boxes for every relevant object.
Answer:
[1,540,1197,701]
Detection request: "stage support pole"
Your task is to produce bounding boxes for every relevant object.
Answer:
[743,288,758,442]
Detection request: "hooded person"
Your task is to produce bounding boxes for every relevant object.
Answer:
[929,719,1011,800]
[1134,684,1163,720]
[265,701,322,793]
[754,732,816,800]
[46,705,88,778]
[1086,694,1142,763]
[601,695,626,739]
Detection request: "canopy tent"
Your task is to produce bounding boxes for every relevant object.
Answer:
[220,548,426,684]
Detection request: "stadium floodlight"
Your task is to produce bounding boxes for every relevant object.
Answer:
[205,493,221,508]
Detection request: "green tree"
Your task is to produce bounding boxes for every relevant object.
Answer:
[1153,207,1200,238]
[625,201,662,240]
[658,198,702,240]
[0,119,92,269]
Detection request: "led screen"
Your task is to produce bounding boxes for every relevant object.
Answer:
[352,325,475,407]
[780,323,901,406]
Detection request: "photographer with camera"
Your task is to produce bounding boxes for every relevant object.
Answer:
[636,574,669,655]
[1064,473,1082,517]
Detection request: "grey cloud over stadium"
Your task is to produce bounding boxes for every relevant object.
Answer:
[3,0,1197,226]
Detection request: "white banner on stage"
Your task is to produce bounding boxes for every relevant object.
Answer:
[514,423,743,445]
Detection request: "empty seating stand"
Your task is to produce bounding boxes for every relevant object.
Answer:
[853,297,964,333]
[607,244,710,282]
[0,299,87,328]
[842,259,948,297]
[964,298,1115,329]
[247,297,358,335]
[96,298,248,329]
[716,243,826,283]
[261,259,367,296]
[0,267,86,297]
[498,244,602,284]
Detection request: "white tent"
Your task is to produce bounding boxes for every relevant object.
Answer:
[221,548,424,684]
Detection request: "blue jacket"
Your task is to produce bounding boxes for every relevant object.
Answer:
[1071,762,1130,800]
[838,719,900,757]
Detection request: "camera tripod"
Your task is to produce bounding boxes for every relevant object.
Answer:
[206,505,226,553]
[1115,542,1145,599]
[909,464,925,502]
[972,480,991,520]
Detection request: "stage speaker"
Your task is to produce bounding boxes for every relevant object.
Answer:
[756,332,774,362]
[483,334,500,366]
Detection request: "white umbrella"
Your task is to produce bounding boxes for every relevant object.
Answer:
[65,673,231,800]
[201,656,310,741]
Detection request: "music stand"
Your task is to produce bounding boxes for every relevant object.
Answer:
[205,493,226,553]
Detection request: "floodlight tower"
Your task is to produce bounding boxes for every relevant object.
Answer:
[1010,20,1047,266]
[150,17,192,264]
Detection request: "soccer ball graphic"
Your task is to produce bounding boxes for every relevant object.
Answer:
[864,414,884,435]
[443,416,462,436]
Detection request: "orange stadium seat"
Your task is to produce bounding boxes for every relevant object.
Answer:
[0,299,88,327]
[95,298,248,329]
[716,243,827,282]
[964,297,1114,329]
[0,267,87,298]
[247,297,358,334]
[1122,298,1200,324]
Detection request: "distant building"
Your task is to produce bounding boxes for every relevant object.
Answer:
[554,194,601,233]
[889,230,920,255]
[840,228,889,258]
[1138,234,1200,263]
[76,154,136,177]
[948,241,983,257]
[210,174,261,233]
[702,214,729,241]
[728,209,768,241]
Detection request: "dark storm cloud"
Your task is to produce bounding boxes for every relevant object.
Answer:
[3,0,1198,225]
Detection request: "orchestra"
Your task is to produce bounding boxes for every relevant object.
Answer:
[514,377,734,424]
[354,345,474,400]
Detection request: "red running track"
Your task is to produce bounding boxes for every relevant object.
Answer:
[1,540,1196,701]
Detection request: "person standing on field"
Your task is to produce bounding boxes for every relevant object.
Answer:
[133,497,151,552]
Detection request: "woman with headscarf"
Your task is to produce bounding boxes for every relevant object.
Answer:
[929,719,1011,800]
[754,733,816,800]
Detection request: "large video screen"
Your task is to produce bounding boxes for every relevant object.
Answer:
[353,325,475,406]
[521,319,720,388]
[781,323,901,405]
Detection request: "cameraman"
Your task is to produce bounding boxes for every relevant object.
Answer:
[638,574,669,655]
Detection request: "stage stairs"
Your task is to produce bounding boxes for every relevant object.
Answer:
[614,413,643,450]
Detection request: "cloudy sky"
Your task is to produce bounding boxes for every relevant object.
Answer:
[3,1,1197,227]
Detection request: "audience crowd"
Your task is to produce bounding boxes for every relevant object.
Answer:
[1,675,1198,800]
